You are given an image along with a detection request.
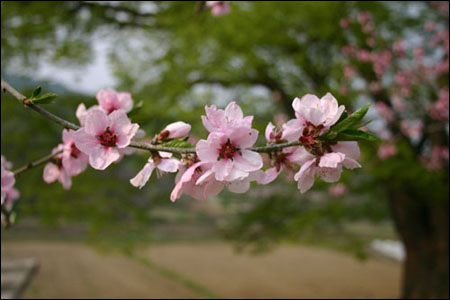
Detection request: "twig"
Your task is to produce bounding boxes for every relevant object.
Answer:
[13,150,63,177]
[1,78,303,155]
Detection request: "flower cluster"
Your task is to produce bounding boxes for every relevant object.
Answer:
[5,84,371,207]
[1,155,19,206]
[131,94,363,200]
[340,6,449,170]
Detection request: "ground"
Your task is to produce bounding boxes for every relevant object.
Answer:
[2,240,401,299]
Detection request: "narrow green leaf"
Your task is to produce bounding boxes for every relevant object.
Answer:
[32,86,42,98]
[334,129,381,142]
[329,103,371,133]
[162,138,193,148]
[354,119,373,129]
[30,93,58,104]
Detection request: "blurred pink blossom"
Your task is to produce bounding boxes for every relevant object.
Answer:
[329,183,347,197]
[378,144,397,160]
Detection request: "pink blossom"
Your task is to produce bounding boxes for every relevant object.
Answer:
[356,50,372,62]
[43,145,72,190]
[378,144,397,160]
[196,128,263,182]
[170,161,224,201]
[158,121,191,142]
[344,65,357,79]
[340,18,350,28]
[341,45,356,56]
[413,47,424,64]
[201,102,253,134]
[74,108,139,170]
[96,89,133,114]
[424,145,449,170]
[206,1,230,17]
[375,102,395,123]
[401,120,423,140]
[425,21,436,31]
[130,152,179,189]
[367,37,376,48]
[393,40,405,57]
[1,156,19,206]
[369,82,382,93]
[329,183,347,197]
[292,93,345,129]
[257,122,306,184]
[294,142,361,193]
[429,88,449,121]
[61,130,89,176]
[391,96,406,113]
[357,11,372,24]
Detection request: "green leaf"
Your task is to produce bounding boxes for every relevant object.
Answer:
[162,138,193,148]
[354,119,373,129]
[128,100,144,116]
[334,129,381,142]
[30,93,58,104]
[329,103,371,133]
[31,86,42,98]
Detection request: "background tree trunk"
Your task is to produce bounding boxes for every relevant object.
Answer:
[389,190,449,298]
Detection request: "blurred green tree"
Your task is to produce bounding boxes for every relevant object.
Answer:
[1,1,448,298]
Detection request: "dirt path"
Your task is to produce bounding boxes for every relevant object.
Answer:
[2,241,401,299]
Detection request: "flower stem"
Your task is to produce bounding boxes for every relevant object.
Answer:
[2,78,302,155]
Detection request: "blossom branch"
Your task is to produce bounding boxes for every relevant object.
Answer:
[13,150,63,177]
[1,78,303,155]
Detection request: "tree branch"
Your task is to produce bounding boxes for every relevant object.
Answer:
[1,78,302,155]
[13,150,63,177]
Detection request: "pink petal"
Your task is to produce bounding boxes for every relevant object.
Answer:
[84,108,108,135]
[165,121,191,139]
[229,127,258,148]
[265,122,276,141]
[196,139,219,162]
[318,166,343,183]
[318,152,345,168]
[89,147,121,170]
[234,150,263,172]
[74,129,100,155]
[157,158,179,173]
[281,119,303,142]
[225,102,244,122]
[257,167,280,184]
[130,163,156,189]
[1,169,15,189]
[331,142,361,160]
[342,157,362,169]
[117,92,134,113]
[76,103,88,126]
[202,180,224,199]
[225,167,248,181]
[62,129,76,145]
[227,178,251,193]
[59,169,72,190]
[287,147,315,165]
[170,162,202,202]
[196,169,214,185]
[212,159,232,181]
[115,123,139,148]
[294,159,316,193]
[43,163,60,183]
[97,89,119,113]
[62,153,88,176]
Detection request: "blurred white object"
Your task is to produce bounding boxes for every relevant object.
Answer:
[370,239,405,261]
